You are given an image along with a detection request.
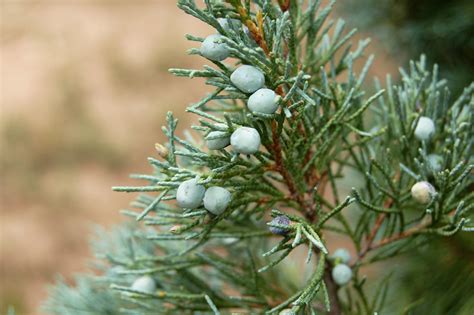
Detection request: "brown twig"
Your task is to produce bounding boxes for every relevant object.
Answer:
[230,1,269,54]
[357,197,394,260]
[369,221,430,251]
[271,121,302,200]
[277,0,291,11]
[231,2,342,311]
[231,1,319,220]
[355,208,457,267]
[358,213,387,260]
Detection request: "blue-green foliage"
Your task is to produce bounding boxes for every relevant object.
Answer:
[44,1,473,314]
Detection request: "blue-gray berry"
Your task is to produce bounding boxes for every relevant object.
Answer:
[331,248,351,264]
[200,34,230,61]
[230,127,261,154]
[411,181,436,204]
[414,116,435,141]
[248,88,279,114]
[206,131,230,150]
[332,264,352,286]
[131,275,156,293]
[269,215,291,235]
[203,186,231,215]
[176,179,206,209]
[230,65,265,93]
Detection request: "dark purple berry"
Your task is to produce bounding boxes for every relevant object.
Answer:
[269,215,291,235]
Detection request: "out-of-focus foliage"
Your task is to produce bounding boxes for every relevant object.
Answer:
[0,2,210,313]
[340,1,474,313]
[340,0,474,96]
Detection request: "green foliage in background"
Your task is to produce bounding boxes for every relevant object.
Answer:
[44,0,473,314]
[339,1,474,313]
[340,0,474,97]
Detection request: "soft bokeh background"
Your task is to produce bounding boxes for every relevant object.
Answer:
[1,2,215,313]
[1,0,447,314]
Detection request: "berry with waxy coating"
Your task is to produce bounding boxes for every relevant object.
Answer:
[200,34,230,61]
[247,88,279,114]
[176,179,206,209]
[331,248,351,264]
[230,65,265,93]
[332,264,352,286]
[230,127,261,154]
[203,186,231,215]
[269,215,291,235]
[414,116,435,141]
[279,309,294,315]
[206,131,230,150]
[411,181,436,204]
[131,276,156,293]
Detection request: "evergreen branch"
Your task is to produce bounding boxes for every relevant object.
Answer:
[44,1,473,314]
[352,188,400,214]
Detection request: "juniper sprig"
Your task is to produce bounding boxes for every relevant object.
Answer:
[44,1,473,314]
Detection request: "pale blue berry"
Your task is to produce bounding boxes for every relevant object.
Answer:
[230,65,265,93]
[131,275,156,293]
[414,116,435,141]
[176,179,206,209]
[269,215,291,235]
[217,18,241,33]
[206,131,230,150]
[223,237,239,245]
[230,127,261,154]
[248,88,279,114]
[332,264,352,286]
[203,186,231,215]
[331,248,351,264]
[200,34,230,61]
[411,181,436,204]
[427,154,443,172]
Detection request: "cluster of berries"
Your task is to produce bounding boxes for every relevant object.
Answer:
[200,18,281,156]
[177,179,231,216]
[330,248,353,286]
[172,15,438,300]
[412,116,438,204]
[267,216,353,286]
[175,18,286,216]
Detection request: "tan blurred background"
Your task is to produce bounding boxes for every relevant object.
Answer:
[0,1,395,314]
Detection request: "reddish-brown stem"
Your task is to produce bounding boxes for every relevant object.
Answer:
[356,209,457,265]
[232,1,318,219]
[233,3,341,311]
[369,221,430,251]
[233,3,269,54]
[271,121,300,199]
[358,213,386,259]
[277,0,291,11]
[357,197,394,260]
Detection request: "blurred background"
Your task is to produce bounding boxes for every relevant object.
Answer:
[1,1,213,313]
[0,0,472,314]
